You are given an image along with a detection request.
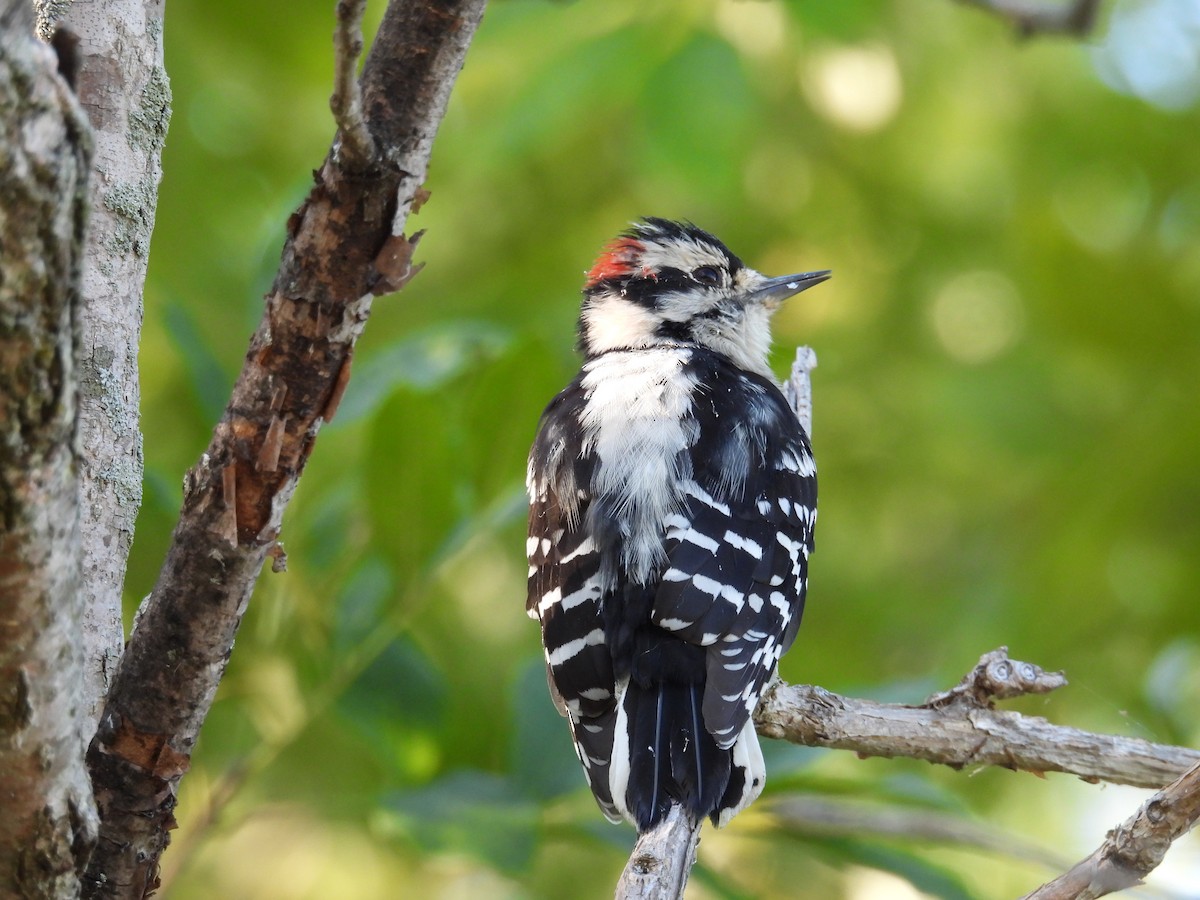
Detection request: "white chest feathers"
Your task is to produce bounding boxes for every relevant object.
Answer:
[578,349,697,583]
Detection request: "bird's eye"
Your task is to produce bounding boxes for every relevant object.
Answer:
[691,265,722,286]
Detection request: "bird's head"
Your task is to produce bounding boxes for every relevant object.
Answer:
[577,218,830,377]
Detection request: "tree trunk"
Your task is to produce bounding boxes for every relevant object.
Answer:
[0,2,97,896]
[59,0,170,729]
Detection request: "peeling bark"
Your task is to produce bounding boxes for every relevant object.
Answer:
[82,1,488,896]
[0,2,97,897]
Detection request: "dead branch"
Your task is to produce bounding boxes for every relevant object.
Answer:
[330,0,374,167]
[1022,760,1200,900]
[614,805,704,900]
[81,1,487,896]
[756,649,1199,790]
[620,645,1200,899]
[955,0,1102,37]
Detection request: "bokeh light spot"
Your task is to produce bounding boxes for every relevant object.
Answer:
[1054,164,1150,253]
[929,270,1024,364]
[801,44,902,132]
[1092,0,1200,110]
[714,0,788,60]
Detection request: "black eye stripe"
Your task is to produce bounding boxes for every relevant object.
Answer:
[585,261,735,309]
[645,268,699,300]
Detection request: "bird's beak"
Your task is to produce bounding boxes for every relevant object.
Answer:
[747,270,832,306]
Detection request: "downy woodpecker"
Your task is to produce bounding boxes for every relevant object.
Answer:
[526,218,829,831]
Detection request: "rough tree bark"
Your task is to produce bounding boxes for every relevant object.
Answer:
[0,1,97,896]
[59,0,170,729]
[81,1,487,896]
[615,806,703,900]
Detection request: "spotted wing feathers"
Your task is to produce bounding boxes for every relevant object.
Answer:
[652,441,815,749]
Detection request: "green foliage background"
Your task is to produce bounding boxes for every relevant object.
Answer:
[130,0,1200,896]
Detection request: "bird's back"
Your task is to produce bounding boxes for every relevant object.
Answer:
[528,342,816,830]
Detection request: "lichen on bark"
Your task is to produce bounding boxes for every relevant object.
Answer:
[0,3,99,897]
[62,0,171,730]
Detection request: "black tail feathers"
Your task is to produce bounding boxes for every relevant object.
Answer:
[570,677,767,832]
[623,680,732,831]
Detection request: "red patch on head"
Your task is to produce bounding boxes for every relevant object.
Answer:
[584,237,644,288]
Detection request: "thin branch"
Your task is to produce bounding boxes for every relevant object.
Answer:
[1022,760,1200,900]
[755,649,1200,791]
[614,805,704,900]
[331,0,374,167]
[609,645,1200,899]
[771,795,1074,871]
[955,0,1102,37]
[82,1,487,896]
[782,346,817,438]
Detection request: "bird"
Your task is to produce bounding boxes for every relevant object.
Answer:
[525,217,828,832]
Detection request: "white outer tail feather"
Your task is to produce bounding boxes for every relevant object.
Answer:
[607,676,633,824]
[603,677,767,829]
[716,718,766,828]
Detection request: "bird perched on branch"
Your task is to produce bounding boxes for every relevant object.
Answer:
[526,218,828,831]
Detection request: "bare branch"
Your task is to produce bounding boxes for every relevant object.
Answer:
[612,367,1159,900]
[331,0,374,167]
[608,644,1199,898]
[1022,760,1200,899]
[82,0,487,895]
[608,645,1198,899]
[955,0,1103,38]
[755,649,1199,790]
[783,346,817,438]
[925,645,1068,706]
[771,795,1074,871]
[614,805,703,900]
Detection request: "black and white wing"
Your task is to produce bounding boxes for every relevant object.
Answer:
[650,368,817,749]
[525,381,621,821]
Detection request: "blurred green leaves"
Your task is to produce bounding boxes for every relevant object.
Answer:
[334,321,512,425]
[163,301,233,424]
[637,35,757,200]
[382,771,541,875]
[508,660,585,801]
[371,660,591,876]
